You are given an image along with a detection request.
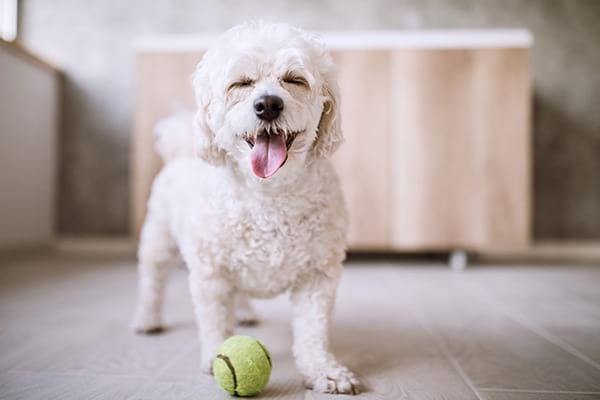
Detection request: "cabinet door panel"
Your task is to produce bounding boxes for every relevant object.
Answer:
[331,51,391,250]
[389,49,530,250]
[132,53,200,237]
[473,49,531,248]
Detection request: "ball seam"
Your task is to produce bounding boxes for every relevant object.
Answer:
[256,341,272,368]
[216,354,238,396]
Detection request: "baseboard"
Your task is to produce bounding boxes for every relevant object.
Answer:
[3,237,599,264]
[475,241,600,264]
[54,236,136,257]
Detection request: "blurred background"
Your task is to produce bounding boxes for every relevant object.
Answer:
[2,2,600,399]
[1,0,599,250]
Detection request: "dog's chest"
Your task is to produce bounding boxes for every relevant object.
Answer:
[212,195,336,295]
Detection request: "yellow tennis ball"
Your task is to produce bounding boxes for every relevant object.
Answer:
[213,335,272,397]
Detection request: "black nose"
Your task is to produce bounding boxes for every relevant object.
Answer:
[253,95,284,121]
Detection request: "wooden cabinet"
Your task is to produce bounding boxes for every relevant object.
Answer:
[133,31,532,252]
[332,47,531,251]
[131,52,199,237]
[330,51,392,250]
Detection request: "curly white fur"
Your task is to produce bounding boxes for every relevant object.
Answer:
[131,21,359,394]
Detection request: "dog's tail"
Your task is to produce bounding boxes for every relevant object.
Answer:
[154,110,196,162]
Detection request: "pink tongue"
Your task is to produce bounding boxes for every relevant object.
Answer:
[250,134,288,179]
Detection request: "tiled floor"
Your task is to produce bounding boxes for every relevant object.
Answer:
[1,253,599,399]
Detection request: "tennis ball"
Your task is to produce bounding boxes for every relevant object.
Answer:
[213,335,272,397]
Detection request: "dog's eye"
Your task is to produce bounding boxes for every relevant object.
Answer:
[282,76,308,87]
[227,78,255,91]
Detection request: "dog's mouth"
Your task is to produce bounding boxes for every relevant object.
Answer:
[244,129,300,151]
[244,128,302,179]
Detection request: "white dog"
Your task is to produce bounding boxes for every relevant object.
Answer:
[132,21,359,394]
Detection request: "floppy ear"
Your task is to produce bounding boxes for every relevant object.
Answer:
[192,56,226,166]
[312,72,343,159]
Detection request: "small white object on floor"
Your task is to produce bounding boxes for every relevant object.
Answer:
[449,249,468,270]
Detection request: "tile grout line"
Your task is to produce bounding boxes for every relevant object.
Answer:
[124,344,200,400]
[419,321,486,400]
[154,344,201,380]
[398,285,486,400]
[460,278,600,372]
[5,369,155,381]
[480,387,600,395]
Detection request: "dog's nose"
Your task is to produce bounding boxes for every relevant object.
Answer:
[253,95,284,121]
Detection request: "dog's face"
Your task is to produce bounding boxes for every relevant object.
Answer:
[193,22,342,181]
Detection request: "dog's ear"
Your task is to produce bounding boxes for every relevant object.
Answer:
[192,56,226,166]
[312,72,343,159]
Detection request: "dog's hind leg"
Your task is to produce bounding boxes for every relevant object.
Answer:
[131,215,177,334]
[235,293,259,326]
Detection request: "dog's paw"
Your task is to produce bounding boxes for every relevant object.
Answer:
[199,342,220,374]
[200,353,215,375]
[307,366,361,395]
[130,312,163,335]
[236,309,260,326]
[235,297,260,326]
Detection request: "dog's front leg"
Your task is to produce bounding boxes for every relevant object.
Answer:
[188,268,234,374]
[290,271,360,395]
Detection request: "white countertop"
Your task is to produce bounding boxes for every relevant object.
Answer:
[134,29,533,53]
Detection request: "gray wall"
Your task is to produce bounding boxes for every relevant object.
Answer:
[19,0,600,239]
